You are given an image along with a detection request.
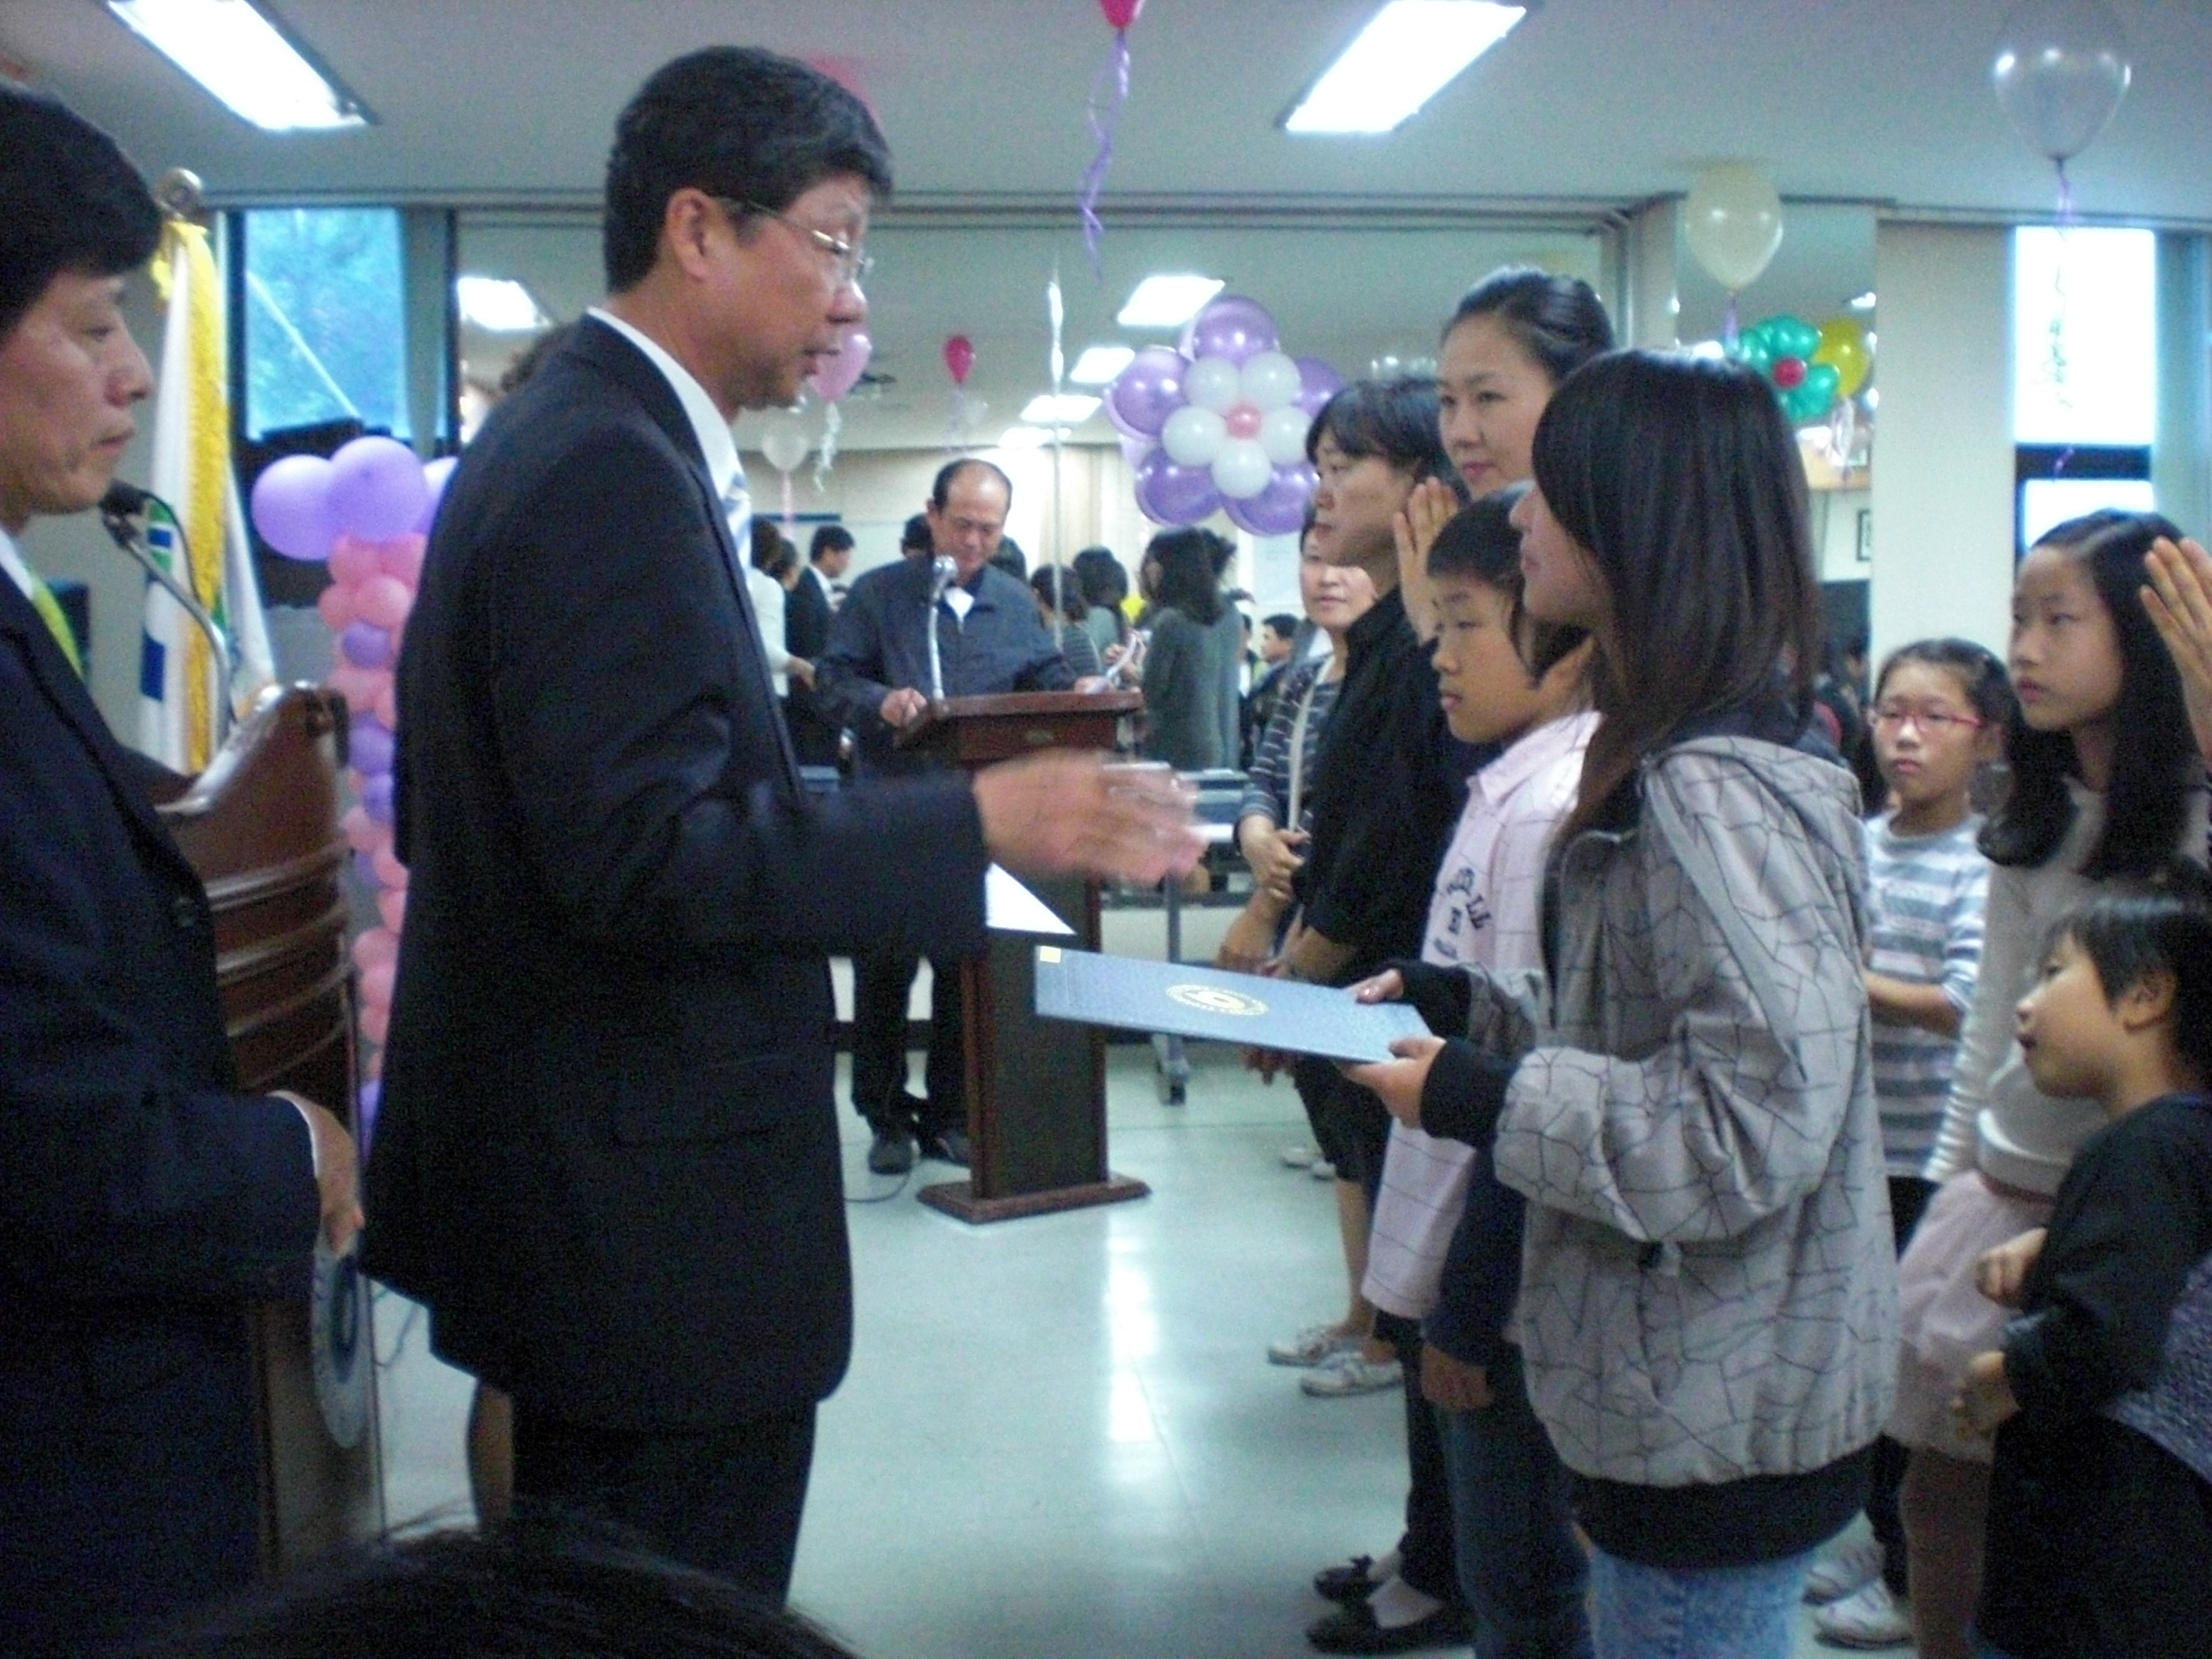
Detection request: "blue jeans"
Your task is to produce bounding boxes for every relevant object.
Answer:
[1437,1346,1591,1657]
[1587,1546,1812,1659]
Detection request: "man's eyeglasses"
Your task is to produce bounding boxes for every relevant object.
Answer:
[1871,703,1985,733]
[716,198,873,289]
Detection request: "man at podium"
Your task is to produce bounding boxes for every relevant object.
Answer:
[0,89,360,1650]
[363,49,1192,1606]
[815,458,1090,1174]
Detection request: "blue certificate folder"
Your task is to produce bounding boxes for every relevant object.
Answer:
[1031,947,1432,1064]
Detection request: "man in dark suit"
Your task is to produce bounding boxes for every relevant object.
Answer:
[784,522,850,766]
[361,48,1192,1603]
[0,89,359,1650]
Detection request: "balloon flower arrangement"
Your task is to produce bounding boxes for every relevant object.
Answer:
[1106,295,1343,535]
[249,434,455,1145]
[1730,314,1870,426]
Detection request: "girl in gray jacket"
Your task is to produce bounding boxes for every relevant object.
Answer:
[1350,351,1896,1659]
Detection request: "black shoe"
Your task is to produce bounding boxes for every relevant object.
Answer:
[1306,1601,1470,1655]
[1312,1556,1383,1605]
[866,1126,915,1174]
[916,1126,971,1166]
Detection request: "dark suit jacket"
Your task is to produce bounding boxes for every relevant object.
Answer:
[0,573,318,1649]
[363,318,988,1430]
[783,562,839,766]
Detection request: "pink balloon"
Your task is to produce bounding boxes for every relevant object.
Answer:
[328,664,385,712]
[377,887,408,932]
[808,329,873,402]
[341,804,379,855]
[327,533,381,586]
[372,844,408,890]
[352,927,398,971]
[1224,403,1262,440]
[1099,0,1142,24]
[379,533,427,586]
[360,959,396,1009]
[374,679,399,731]
[943,333,975,386]
[317,581,358,631]
[357,574,412,630]
[363,1049,382,1084]
[360,1003,389,1046]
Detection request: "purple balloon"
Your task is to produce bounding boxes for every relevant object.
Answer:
[1222,463,1317,537]
[357,1079,381,1156]
[1133,447,1222,526]
[329,436,430,542]
[251,454,339,561]
[359,770,395,826]
[1295,355,1346,419]
[339,621,394,671]
[1104,346,1188,440]
[348,710,395,777]
[1182,295,1279,368]
[1119,431,1153,468]
[414,455,458,535]
[352,849,380,888]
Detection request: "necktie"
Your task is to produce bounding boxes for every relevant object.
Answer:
[25,569,83,677]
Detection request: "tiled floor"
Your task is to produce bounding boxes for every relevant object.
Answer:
[372,1039,1899,1659]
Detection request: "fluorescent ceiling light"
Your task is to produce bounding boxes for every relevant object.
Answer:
[1285,2,1528,135]
[456,276,548,332]
[1849,291,1877,312]
[1069,345,1137,386]
[108,0,367,131]
[1020,394,1102,424]
[997,426,1071,449]
[1117,275,1225,329]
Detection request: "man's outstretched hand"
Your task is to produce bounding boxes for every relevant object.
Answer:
[974,753,1202,888]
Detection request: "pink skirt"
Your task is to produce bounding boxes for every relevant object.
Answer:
[1888,1170,2054,1462]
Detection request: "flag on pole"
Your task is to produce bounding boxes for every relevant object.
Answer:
[138,218,274,771]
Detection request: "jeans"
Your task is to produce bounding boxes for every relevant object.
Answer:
[1588,1546,1812,1659]
[1438,1346,1592,1657]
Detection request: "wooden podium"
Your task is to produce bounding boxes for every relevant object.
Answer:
[893,691,1149,1223]
[156,684,385,1569]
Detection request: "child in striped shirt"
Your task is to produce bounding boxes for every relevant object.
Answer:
[1810,638,2012,1645]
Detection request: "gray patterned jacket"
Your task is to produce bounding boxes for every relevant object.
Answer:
[1466,736,1899,1487]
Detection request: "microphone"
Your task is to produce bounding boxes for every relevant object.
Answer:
[97,480,235,748]
[925,555,955,705]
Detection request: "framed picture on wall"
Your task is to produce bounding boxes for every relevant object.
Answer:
[1855,507,1872,566]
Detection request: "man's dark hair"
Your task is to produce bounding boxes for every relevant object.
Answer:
[929,456,1013,512]
[0,86,163,341]
[1426,487,1588,683]
[1032,566,1089,621]
[119,1525,867,1659]
[808,523,853,562]
[1262,612,1298,642]
[2049,863,2212,1085]
[1305,377,1456,492]
[989,537,1027,580]
[749,517,794,577]
[1071,546,1127,607]
[1532,350,1823,839]
[603,48,893,293]
[899,513,932,554]
[1445,266,1615,386]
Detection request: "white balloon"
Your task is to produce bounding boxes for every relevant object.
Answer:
[1683,162,1783,294]
[1239,350,1302,412]
[758,410,809,473]
[1183,354,1241,412]
[1258,405,1311,467]
[1161,405,1227,467]
[1992,0,2131,163]
[1211,438,1273,500]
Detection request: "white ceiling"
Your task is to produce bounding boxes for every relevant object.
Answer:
[5,1,2207,449]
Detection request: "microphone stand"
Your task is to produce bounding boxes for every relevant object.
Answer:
[926,554,955,705]
[98,484,234,751]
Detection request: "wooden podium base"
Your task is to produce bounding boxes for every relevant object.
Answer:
[917,1172,1149,1225]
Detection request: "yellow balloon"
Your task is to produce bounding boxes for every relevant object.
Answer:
[1811,317,1870,400]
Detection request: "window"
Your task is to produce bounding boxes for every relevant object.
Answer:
[2012,226,2155,552]
[240,207,409,441]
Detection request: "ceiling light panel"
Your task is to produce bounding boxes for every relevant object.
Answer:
[1020,394,1102,425]
[1285,2,1528,135]
[108,0,368,131]
[1069,346,1137,386]
[1117,275,1226,329]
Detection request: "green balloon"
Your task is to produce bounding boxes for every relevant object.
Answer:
[1734,328,1778,372]
[1770,315,1822,358]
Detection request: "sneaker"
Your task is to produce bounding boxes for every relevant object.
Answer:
[1281,1143,1320,1168]
[1804,1534,1884,1605]
[1269,1323,1361,1367]
[1310,1158,1337,1181]
[866,1126,915,1175]
[1813,1579,1912,1649]
[1301,1351,1404,1397]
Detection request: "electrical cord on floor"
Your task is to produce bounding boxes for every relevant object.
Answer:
[844,1160,914,1203]
[372,1282,421,1372]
